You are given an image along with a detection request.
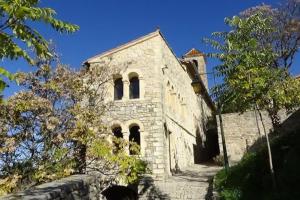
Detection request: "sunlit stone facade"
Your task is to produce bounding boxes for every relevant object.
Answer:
[85,30,215,180]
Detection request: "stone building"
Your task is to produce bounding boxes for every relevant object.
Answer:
[84,30,218,180]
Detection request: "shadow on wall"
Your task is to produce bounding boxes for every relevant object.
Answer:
[102,185,138,200]
[193,97,220,164]
[138,176,171,200]
[277,109,300,133]
[247,108,300,154]
[102,177,172,200]
[193,119,220,164]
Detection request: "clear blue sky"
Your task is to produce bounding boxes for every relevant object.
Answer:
[2,0,300,97]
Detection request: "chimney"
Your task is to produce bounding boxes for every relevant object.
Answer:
[183,48,208,90]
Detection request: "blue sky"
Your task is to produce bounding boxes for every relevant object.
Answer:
[2,0,300,97]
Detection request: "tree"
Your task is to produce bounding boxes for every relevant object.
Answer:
[241,0,300,69]
[239,0,300,126]
[0,0,79,99]
[205,12,300,190]
[0,59,147,195]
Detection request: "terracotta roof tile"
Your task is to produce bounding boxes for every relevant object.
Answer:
[183,48,204,57]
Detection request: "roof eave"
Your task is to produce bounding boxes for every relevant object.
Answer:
[83,29,161,64]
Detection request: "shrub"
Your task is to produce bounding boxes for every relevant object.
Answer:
[214,130,300,200]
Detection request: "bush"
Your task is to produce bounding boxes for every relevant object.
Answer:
[214,130,300,200]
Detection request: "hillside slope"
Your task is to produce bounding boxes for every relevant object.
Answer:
[215,110,300,200]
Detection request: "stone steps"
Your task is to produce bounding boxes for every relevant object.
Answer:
[139,164,221,200]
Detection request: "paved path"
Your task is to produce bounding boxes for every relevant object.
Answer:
[139,164,221,200]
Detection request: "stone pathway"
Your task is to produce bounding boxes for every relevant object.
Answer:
[139,164,221,200]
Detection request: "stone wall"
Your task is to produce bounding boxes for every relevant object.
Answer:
[217,110,289,164]
[0,175,104,200]
[86,31,214,179]
[157,35,213,173]
[88,34,166,179]
[138,178,206,200]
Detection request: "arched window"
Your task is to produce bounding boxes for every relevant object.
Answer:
[112,126,123,153]
[129,75,139,99]
[113,126,123,138]
[129,125,140,155]
[114,78,123,100]
[192,59,198,67]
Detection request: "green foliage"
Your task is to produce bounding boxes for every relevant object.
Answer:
[0,67,14,103]
[241,1,300,70]
[214,128,300,200]
[206,12,300,126]
[0,0,79,96]
[0,62,147,195]
[87,137,147,184]
[0,91,76,195]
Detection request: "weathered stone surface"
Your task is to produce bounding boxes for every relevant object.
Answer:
[87,30,214,179]
[138,164,220,200]
[217,110,290,164]
[1,165,221,200]
[0,175,105,200]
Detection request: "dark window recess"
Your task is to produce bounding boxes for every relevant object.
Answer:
[112,127,123,153]
[113,127,123,138]
[114,78,123,100]
[192,59,198,67]
[192,60,199,73]
[129,77,139,99]
[129,126,140,155]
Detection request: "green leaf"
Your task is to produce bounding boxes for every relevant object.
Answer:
[0,79,6,92]
[231,16,241,25]
[0,67,14,80]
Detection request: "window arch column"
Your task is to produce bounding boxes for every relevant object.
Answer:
[123,80,129,100]
[139,129,145,156]
[139,76,144,100]
[122,130,130,153]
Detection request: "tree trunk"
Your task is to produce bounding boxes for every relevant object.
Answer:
[218,104,229,171]
[74,141,86,173]
[256,105,277,191]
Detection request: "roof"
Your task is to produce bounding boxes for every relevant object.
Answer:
[183,48,205,58]
[84,30,161,63]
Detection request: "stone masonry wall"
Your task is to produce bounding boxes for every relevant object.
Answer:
[87,31,214,179]
[217,110,289,164]
[0,175,105,200]
[157,36,213,173]
[88,35,166,179]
